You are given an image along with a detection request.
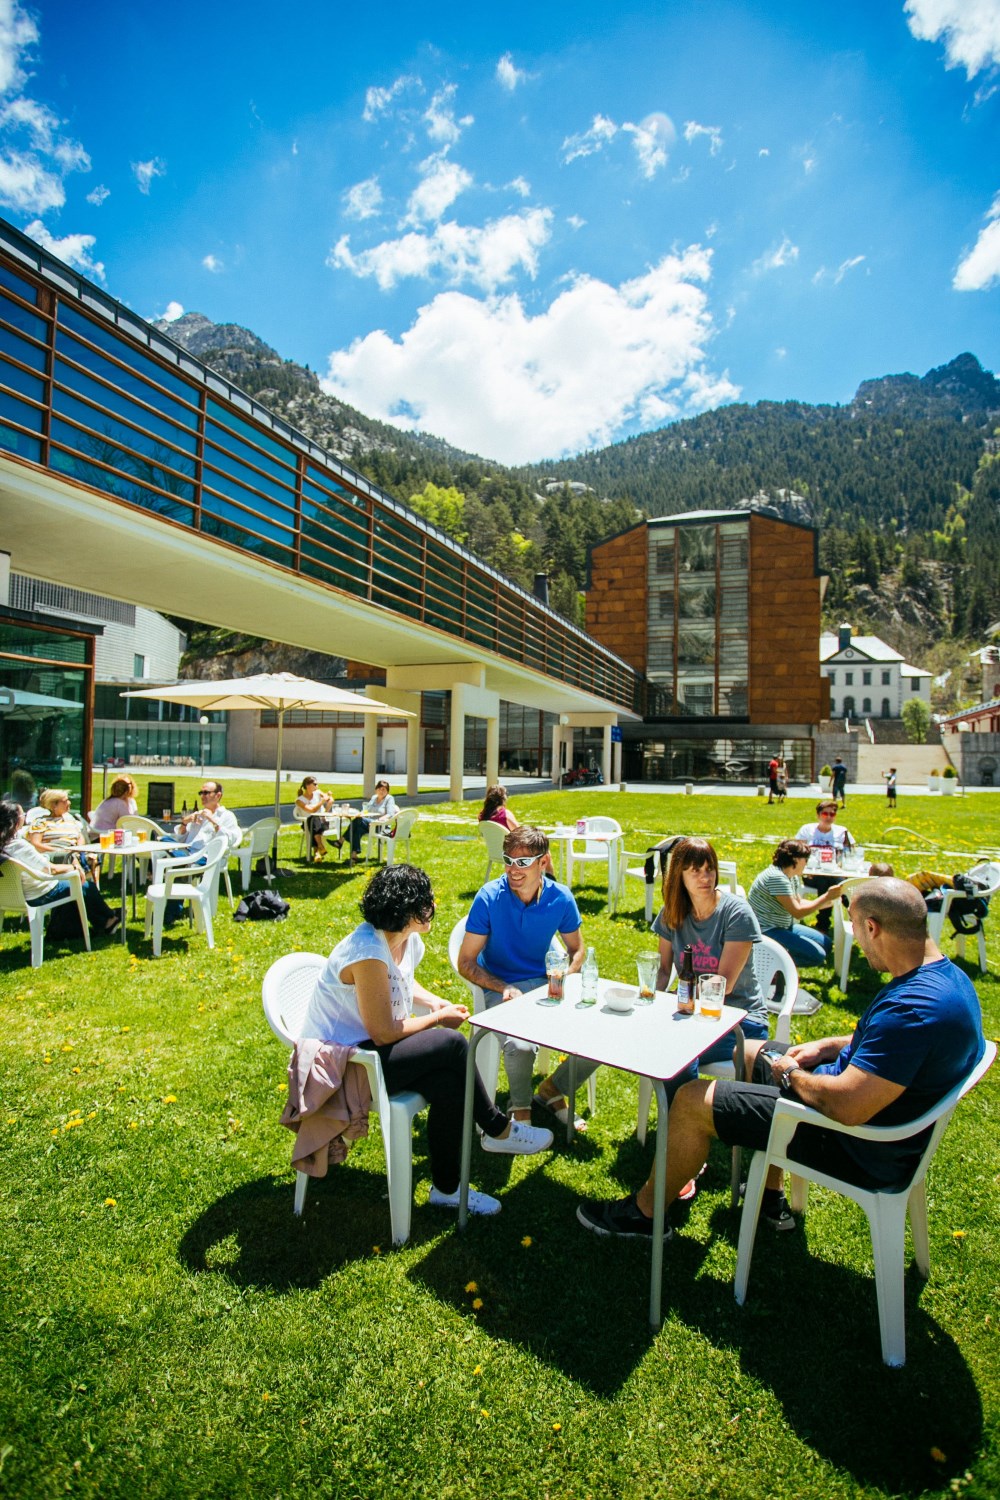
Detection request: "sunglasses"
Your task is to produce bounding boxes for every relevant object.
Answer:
[198,789,216,796]
[502,852,543,868]
[820,809,838,816]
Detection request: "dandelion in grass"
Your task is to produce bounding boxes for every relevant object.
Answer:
[161,1094,177,1104]
[480,1409,489,1418]
[128,1122,138,1130]
[87,1111,96,1119]
[43,1057,51,1065]
[51,1128,58,1138]
[465,1281,478,1294]
[952,1230,966,1240]
[61,1043,74,1052]
[63,1119,84,1130]
[104,1197,116,1207]
[552,1422,562,1433]
[472,1298,483,1311]
[71,1067,81,1074]
[930,1447,946,1463]
[473,1365,482,1376]
[520,1235,533,1247]
[6,1116,16,1125]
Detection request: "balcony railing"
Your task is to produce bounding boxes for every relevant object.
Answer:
[0,218,638,711]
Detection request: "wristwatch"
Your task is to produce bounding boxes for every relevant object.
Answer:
[779,1061,801,1094]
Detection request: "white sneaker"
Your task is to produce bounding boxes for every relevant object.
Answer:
[481,1119,553,1155]
[428,1184,501,1216]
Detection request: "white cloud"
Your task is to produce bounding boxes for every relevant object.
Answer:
[330,207,552,292]
[562,113,618,164]
[705,221,718,239]
[563,111,674,177]
[159,300,184,322]
[321,246,739,464]
[132,157,165,194]
[344,175,383,220]
[774,347,787,359]
[954,191,1000,289]
[0,0,37,95]
[567,214,586,230]
[496,52,526,91]
[801,151,817,173]
[624,112,675,178]
[424,84,473,145]
[362,74,418,122]
[759,147,770,157]
[405,153,473,224]
[508,175,531,198]
[753,237,799,273]
[834,254,865,283]
[86,182,109,206]
[202,253,223,273]
[0,83,90,216]
[683,120,723,156]
[904,0,1000,79]
[23,218,104,280]
[0,149,63,211]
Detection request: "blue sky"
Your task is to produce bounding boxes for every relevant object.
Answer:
[2,0,998,463]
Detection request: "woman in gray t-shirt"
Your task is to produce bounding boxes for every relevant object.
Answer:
[651,837,767,1102]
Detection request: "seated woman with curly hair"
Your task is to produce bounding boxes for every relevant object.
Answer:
[303,863,553,1217]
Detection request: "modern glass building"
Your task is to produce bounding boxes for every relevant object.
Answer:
[0,605,97,806]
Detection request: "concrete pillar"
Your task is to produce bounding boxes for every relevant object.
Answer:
[406,715,421,798]
[601,723,612,786]
[612,739,623,785]
[362,716,378,798]
[551,724,563,785]
[486,715,500,788]
[449,684,466,804]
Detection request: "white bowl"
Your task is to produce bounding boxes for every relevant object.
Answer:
[604,985,635,1014]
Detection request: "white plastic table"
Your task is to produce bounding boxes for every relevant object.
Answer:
[107,839,183,945]
[545,826,625,911]
[458,978,744,1329]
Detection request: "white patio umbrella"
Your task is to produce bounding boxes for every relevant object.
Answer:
[0,686,85,720]
[121,672,414,825]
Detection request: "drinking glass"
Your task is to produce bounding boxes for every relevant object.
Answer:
[539,957,565,1005]
[635,950,659,1005]
[697,974,726,1019]
[99,831,113,851]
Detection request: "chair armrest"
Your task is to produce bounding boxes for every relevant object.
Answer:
[767,1090,956,1155]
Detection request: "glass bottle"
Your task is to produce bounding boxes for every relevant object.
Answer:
[580,945,598,1006]
[676,945,696,1014]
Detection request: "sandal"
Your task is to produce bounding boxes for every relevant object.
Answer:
[533,1091,587,1133]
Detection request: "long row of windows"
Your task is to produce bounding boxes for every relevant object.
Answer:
[0,254,637,710]
[647,521,750,718]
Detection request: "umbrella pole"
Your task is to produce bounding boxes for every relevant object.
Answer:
[269,708,284,881]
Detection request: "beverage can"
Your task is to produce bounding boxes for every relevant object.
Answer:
[576,819,586,835]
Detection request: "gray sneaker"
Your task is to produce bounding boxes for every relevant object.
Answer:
[482,1119,553,1155]
[428,1184,501,1216]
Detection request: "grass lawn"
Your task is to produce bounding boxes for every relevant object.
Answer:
[1,790,998,1499]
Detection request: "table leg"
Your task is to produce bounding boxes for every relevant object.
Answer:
[649,1079,669,1330]
[566,1055,577,1145]
[120,859,128,945]
[458,1030,486,1231]
[730,1025,745,1208]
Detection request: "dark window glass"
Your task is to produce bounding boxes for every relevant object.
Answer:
[0,387,42,432]
[49,441,195,524]
[0,321,47,371]
[0,622,88,661]
[0,264,39,304]
[54,357,198,454]
[0,421,41,462]
[862,670,871,685]
[57,328,198,429]
[371,515,422,614]
[198,495,295,567]
[424,538,463,632]
[207,399,298,471]
[203,435,297,511]
[0,291,47,342]
[200,482,295,549]
[50,415,196,502]
[53,394,197,482]
[0,357,44,404]
[655,541,674,575]
[882,670,891,685]
[59,304,195,403]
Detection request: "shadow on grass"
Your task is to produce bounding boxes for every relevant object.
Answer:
[687,1198,984,1493]
[177,1168,442,1290]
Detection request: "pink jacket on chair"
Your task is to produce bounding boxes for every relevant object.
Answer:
[280,1038,373,1176]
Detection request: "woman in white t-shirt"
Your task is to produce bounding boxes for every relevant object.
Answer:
[794,799,853,933]
[304,864,553,1216]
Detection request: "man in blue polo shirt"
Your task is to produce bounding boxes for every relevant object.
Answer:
[459,825,596,1131]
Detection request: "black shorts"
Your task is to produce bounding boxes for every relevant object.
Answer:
[711,1044,899,1192]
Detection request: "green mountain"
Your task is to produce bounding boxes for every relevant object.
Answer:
[153,312,1000,672]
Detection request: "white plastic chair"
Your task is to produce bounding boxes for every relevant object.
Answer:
[367,807,418,866]
[717,860,747,899]
[262,952,428,1245]
[0,857,91,967]
[292,803,311,860]
[143,834,229,957]
[448,915,597,1112]
[925,861,1000,974]
[236,817,281,891]
[621,835,692,924]
[564,817,622,896]
[735,1041,996,1366]
[477,819,507,882]
[636,936,800,1204]
[832,875,874,991]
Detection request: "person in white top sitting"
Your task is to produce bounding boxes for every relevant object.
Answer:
[347,780,398,865]
[304,863,553,1216]
[162,781,240,924]
[0,799,119,937]
[794,799,854,935]
[295,775,340,862]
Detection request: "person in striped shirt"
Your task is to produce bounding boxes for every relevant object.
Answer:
[748,839,847,966]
